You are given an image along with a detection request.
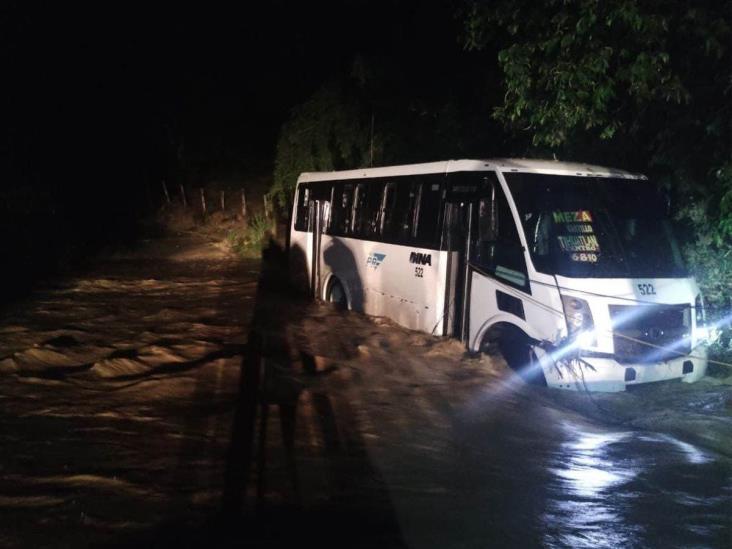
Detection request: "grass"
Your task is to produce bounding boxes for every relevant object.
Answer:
[225,213,271,257]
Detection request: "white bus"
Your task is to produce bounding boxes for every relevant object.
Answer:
[289,159,713,392]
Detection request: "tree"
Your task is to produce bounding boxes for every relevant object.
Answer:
[461,0,732,328]
[271,77,375,208]
[271,52,500,208]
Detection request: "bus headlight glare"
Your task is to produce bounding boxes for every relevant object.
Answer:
[568,311,585,329]
[697,325,721,344]
[576,330,597,349]
[561,295,596,347]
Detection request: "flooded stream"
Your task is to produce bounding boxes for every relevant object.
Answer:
[255,309,732,548]
[0,236,729,547]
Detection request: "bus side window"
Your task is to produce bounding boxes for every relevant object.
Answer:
[294,185,310,232]
[379,179,411,242]
[357,180,384,238]
[362,180,384,238]
[473,183,528,290]
[325,185,335,233]
[379,182,398,237]
[351,183,368,235]
[399,180,420,242]
[330,183,353,236]
[415,178,443,247]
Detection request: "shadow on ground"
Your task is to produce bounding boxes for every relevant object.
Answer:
[102,240,406,548]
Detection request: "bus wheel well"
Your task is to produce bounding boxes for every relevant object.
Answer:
[481,323,547,387]
[325,276,348,310]
[479,323,526,354]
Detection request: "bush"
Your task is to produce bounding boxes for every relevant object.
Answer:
[226,213,271,257]
[680,192,732,362]
[271,79,373,209]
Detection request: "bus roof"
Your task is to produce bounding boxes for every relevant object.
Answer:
[296,158,647,183]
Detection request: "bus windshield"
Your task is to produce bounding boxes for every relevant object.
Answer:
[504,173,687,278]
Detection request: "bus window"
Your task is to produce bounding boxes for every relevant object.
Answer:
[326,186,335,233]
[365,180,385,236]
[330,183,353,236]
[351,180,384,237]
[379,182,398,237]
[414,178,443,247]
[400,180,421,241]
[351,183,368,235]
[379,179,413,242]
[294,185,310,232]
[473,182,528,290]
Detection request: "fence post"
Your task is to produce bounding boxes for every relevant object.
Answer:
[162,180,171,204]
[241,188,247,218]
[220,190,225,212]
[200,188,207,216]
[180,184,187,207]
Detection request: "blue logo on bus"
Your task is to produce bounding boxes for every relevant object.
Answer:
[366,252,386,270]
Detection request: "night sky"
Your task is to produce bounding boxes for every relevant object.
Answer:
[3,1,498,293]
[7,1,484,183]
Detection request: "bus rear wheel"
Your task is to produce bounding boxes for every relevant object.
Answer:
[327,278,347,310]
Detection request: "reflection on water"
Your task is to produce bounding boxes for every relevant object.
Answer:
[546,425,637,548]
[651,434,711,465]
[543,422,728,548]
[551,428,636,498]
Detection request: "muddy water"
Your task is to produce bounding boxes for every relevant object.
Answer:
[0,237,730,548]
[0,236,260,547]
[254,289,732,548]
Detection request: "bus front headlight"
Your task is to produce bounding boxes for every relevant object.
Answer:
[561,296,596,348]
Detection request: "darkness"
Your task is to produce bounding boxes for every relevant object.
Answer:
[6,1,492,180]
[3,1,501,297]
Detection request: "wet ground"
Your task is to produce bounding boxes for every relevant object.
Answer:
[0,236,730,548]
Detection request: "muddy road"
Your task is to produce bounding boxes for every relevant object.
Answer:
[0,236,730,548]
[0,236,258,547]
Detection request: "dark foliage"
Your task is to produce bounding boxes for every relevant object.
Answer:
[460,0,731,314]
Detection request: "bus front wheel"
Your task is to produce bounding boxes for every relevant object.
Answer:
[484,327,547,387]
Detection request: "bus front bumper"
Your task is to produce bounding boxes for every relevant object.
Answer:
[539,346,709,392]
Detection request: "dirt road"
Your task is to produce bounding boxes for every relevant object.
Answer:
[0,236,730,548]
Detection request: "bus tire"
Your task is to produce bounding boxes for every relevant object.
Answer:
[327,278,347,310]
[488,327,547,387]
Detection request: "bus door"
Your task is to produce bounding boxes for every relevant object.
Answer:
[465,177,530,350]
[442,200,471,338]
[444,172,499,342]
[307,199,329,299]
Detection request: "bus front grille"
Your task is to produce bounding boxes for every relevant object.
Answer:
[608,304,691,363]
